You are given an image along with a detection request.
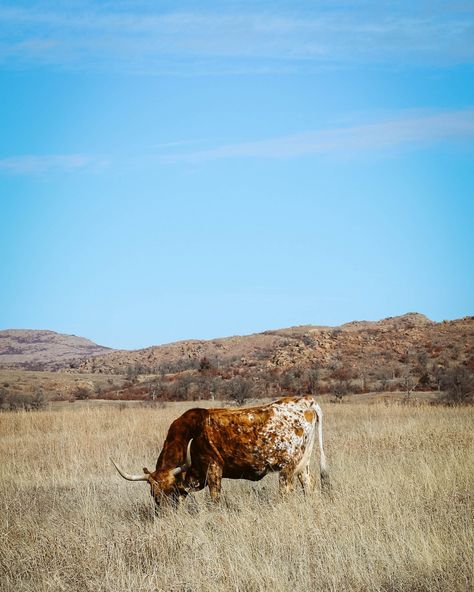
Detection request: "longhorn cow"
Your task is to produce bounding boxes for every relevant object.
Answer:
[111,396,328,506]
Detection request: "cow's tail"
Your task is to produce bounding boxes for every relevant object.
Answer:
[315,403,330,493]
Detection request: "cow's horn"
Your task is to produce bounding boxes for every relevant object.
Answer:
[171,439,193,477]
[184,438,193,469]
[110,458,148,481]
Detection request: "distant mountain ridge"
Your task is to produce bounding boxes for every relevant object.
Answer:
[0,329,112,370]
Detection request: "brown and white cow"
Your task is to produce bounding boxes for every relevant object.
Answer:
[111,396,328,506]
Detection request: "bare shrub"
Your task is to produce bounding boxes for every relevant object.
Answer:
[0,387,7,410]
[280,368,304,393]
[169,374,193,401]
[198,356,212,372]
[225,376,254,406]
[306,367,320,395]
[30,388,47,410]
[332,379,349,402]
[74,386,91,400]
[401,370,419,399]
[440,365,474,405]
[0,390,46,411]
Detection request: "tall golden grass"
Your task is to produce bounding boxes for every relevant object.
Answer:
[0,400,472,591]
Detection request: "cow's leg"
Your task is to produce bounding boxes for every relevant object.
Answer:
[279,468,295,495]
[207,463,222,502]
[297,466,315,494]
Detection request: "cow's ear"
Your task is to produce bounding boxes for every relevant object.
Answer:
[143,467,150,475]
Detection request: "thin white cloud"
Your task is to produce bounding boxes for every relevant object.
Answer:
[2,109,472,175]
[151,139,211,150]
[159,109,474,162]
[0,3,472,73]
[0,153,110,174]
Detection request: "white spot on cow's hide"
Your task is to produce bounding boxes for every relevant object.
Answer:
[260,397,317,473]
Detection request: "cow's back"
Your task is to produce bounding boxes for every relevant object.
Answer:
[200,396,318,479]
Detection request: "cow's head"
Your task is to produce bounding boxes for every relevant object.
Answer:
[111,439,193,507]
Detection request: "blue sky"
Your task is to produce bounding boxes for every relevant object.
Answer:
[0,1,473,349]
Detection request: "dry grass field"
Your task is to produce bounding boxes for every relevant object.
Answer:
[0,399,472,592]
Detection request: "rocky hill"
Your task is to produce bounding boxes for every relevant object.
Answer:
[75,313,473,382]
[0,330,112,370]
[1,314,472,403]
